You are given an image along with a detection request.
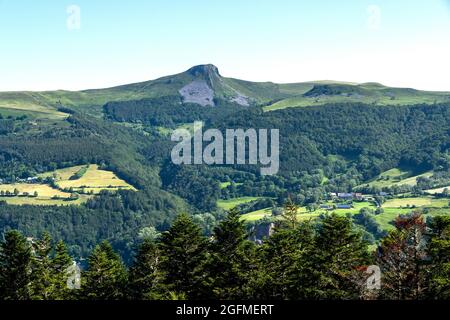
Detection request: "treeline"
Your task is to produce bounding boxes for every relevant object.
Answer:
[145,102,450,210]
[210,103,450,177]
[0,113,163,188]
[103,95,245,128]
[0,189,188,262]
[1,209,449,300]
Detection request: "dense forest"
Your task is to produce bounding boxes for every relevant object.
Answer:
[0,101,449,261]
[1,207,449,300]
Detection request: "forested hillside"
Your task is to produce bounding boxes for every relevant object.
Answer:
[0,65,449,266]
[1,209,449,300]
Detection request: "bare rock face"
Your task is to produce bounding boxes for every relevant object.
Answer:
[230,93,250,106]
[179,64,250,107]
[186,64,220,78]
[179,80,215,107]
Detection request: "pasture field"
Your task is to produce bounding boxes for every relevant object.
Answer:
[0,195,91,206]
[426,185,450,195]
[0,183,70,198]
[0,92,69,120]
[374,208,449,231]
[0,183,92,206]
[54,165,136,193]
[38,165,85,181]
[382,197,448,208]
[263,84,450,112]
[0,164,136,206]
[239,196,449,231]
[357,168,433,189]
[217,197,261,211]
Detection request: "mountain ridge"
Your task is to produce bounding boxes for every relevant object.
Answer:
[1,64,450,119]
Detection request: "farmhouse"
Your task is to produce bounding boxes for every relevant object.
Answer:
[337,193,353,200]
[27,177,39,183]
[337,204,353,209]
[331,192,364,200]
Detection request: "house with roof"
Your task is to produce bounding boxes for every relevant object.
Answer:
[337,204,353,209]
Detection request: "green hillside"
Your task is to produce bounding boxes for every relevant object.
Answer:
[2,65,450,121]
[265,83,450,111]
[356,168,434,189]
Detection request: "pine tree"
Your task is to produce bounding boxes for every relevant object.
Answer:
[426,215,450,299]
[83,241,128,300]
[377,213,427,299]
[159,213,208,299]
[30,232,53,300]
[50,240,74,300]
[206,208,255,299]
[249,221,317,299]
[0,230,32,300]
[313,213,371,299]
[281,197,299,229]
[128,239,163,300]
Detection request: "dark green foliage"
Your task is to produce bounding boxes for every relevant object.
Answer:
[104,96,245,128]
[50,241,74,300]
[205,208,255,299]
[128,239,163,300]
[161,164,221,212]
[30,232,53,300]
[353,209,387,240]
[0,213,450,300]
[83,241,128,300]
[0,188,185,261]
[0,230,32,300]
[313,214,371,299]
[159,213,208,299]
[427,216,450,299]
[249,222,317,299]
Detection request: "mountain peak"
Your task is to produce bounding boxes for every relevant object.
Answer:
[186,64,220,78]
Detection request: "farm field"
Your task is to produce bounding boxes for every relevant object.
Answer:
[50,164,136,193]
[240,201,376,222]
[0,194,91,206]
[374,208,449,231]
[382,197,448,208]
[0,183,91,206]
[217,197,261,211]
[239,196,450,231]
[0,164,136,206]
[426,185,450,195]
[356,168,433,189]
[0,183,70,198]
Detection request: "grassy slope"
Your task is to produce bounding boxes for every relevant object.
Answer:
[217,197,262,211]
[240,196,450,230]
[356,168,433,189]
[0,164,136,206]
[426,185,450,194]
[56,164,136,192]
[3,65,450,120]
[264,83,450,111]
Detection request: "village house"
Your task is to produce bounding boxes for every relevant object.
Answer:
[337,193,353,200]
[26,177,39,184]
[336,204,353,209]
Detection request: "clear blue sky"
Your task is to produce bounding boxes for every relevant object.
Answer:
[1,0,450,91]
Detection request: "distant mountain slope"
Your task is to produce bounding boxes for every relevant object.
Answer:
[1,64,450,119]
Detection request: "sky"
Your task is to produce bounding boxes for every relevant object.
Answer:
[1,0,450,91]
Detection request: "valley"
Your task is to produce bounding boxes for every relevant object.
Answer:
[0,64,449,261]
